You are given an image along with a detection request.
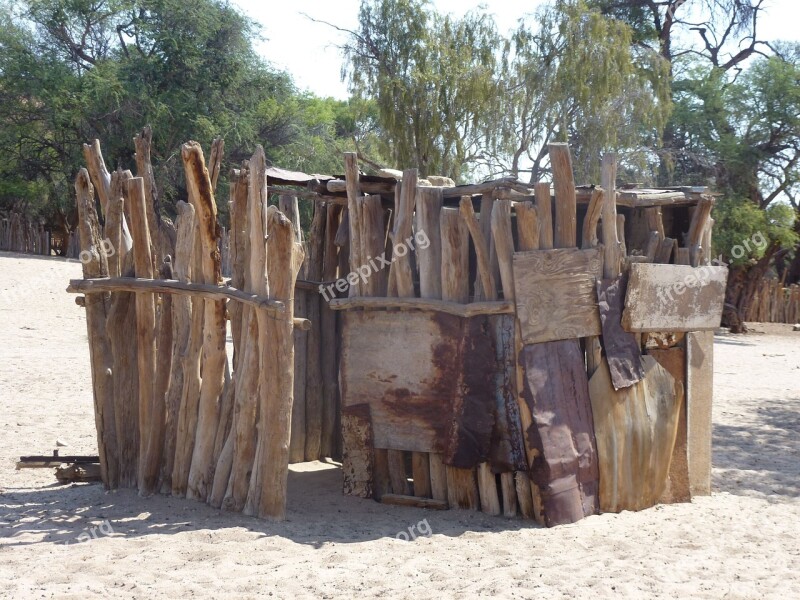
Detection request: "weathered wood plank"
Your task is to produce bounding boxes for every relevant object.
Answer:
[648,347,690,504]
[687,331,714,496]
[622,264,728,332]
[588,356,682,512]
[513,247,603,344]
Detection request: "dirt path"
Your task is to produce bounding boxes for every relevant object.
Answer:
[1,251,798,599]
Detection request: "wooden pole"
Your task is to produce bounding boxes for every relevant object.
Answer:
[246,206,304,520]
[320,204,342,458]
[305,201,327,461]
[127,176,160,496]
[225,147,268,511]
[160,201,195,493]
[75,169,118,489]
[602,154,620,279]
[344,153,363,297]
[183,142,227,502]
[440,206,476,509]
[104,173,139,489]
[549,144,577,250]
[534,182,554,250]
[491,198,519,518]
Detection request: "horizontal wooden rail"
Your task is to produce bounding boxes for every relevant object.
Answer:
[329,296,515,317]
[68,277,286,314]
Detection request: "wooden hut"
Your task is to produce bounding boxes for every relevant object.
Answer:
[70,136,727,526]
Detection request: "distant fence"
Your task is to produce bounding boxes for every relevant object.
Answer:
[746,278,800,324]
[0,212,50,256]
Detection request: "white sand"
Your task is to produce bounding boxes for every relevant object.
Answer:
[1,251,798,599]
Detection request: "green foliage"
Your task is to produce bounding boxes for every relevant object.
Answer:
[345,0,669,183]
[495,0,671,183]
[0,0,364,225]
[713,196,797,266]
[345,0,501,180]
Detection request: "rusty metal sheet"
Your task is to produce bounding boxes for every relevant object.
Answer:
[520,340,600,526]
[340,310,523,472]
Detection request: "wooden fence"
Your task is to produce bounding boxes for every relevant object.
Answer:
[745,278,800,324]
[0,212,50,255]
[70,134,313,520]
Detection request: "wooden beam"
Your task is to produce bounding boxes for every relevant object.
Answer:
[68,277,286,313]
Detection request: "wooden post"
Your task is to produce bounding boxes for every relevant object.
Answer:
[344,153,363,297]
[246,206,304,520]
[320,204,342,458]
[491,198,519,517]
[602,155,620,279]
[515,201,539,252]
[439,205,480,509]
[160,201,195,494]
[83,139,133,258]
[534,183,554,250]
[286,195,307,465]
[225,147,268,511]
[549,143,577,248]
[183,142,227,502]
[127,176,160,496]
[75,169,118,489]
[460,196,500,514]
[393,169,418,298]
[305,202,327,461]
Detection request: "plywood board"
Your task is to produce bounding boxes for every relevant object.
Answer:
[513,247,603,345]
[341,310,462,454]
[588,356,682,513]
[519,340,599,526]
[622,264,728,332]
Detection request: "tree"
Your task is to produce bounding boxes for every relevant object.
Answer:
[341,0,501,180]
[0,0,362,231]
[489,0,670,183]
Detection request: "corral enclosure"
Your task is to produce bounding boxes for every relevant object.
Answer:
[69,129,728,526]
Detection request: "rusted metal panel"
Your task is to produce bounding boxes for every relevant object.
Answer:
[520,340,600,526]
[597,275,645,390]
[340,310,523,472]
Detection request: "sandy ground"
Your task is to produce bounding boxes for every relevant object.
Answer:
[0,250,798,599]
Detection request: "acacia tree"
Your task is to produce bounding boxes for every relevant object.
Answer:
[0,0,363,232]
[590,0,799,330]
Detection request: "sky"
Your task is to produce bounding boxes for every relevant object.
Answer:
[232,0,800,100]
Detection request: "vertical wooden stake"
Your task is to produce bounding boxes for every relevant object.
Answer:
[183,142,227,502]
[127,176,159,496]
[75,169,118,489]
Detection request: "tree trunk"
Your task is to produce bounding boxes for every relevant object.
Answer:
[722,244,780,333]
